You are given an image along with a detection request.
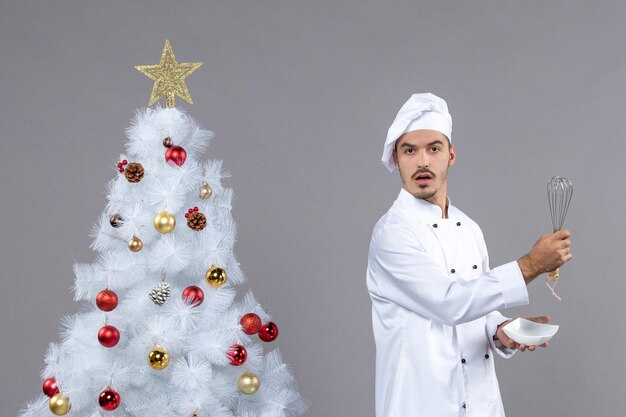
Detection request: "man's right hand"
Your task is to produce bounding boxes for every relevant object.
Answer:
[518,230,572,283]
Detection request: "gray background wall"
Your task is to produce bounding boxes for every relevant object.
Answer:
[1,1,625,416]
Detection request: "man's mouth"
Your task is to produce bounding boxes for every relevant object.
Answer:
[413,172,434,185]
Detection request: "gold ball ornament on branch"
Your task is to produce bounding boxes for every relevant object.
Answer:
[49,393,71,416]
[154,211,176,234]
[124,162,145,183]
[199,181,213,199]
[128,235,143,252]
[205,266,227,288]
[163,137,173,148]
[237,372,260,395]
[148,345,170,370]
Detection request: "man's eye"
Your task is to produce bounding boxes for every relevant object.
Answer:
[405,148,414,154]
[430,147,440,152]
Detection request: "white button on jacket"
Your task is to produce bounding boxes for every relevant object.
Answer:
[367,189,530,417]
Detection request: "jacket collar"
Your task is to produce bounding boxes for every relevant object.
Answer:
[396,188,451,219]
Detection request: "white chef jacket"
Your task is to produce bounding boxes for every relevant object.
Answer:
[367,189,530,417]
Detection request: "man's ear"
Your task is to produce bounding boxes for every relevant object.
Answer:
[392,149,399,168]
[448,144,456,166]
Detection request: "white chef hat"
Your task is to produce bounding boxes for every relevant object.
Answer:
[381,93,452,172]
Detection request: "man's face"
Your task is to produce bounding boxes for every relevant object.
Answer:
[392,129,455,205]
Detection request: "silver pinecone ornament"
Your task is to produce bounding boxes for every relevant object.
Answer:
[149,281,171,305]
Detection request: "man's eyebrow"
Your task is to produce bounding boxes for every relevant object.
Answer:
[399,140,444,148]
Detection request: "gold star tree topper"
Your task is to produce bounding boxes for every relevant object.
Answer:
[135,40,203,108]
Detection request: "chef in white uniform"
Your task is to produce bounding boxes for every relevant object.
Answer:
[367,93,572,417]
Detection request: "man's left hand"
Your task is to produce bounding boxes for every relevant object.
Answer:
[494,316,551,352]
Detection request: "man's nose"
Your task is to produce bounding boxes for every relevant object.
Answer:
[416,150,430,168]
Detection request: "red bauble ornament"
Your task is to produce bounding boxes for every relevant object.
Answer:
[182,285,204,306]
[96,289,118,312]
[258,322,279,342]
[165,145,187,166]
[42,377,59,397]
[227,344,247,366]
[98,325,120,347]
[98,388,121,411]
[240,313,262,335]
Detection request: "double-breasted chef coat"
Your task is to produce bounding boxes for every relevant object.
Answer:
[367,189,530,417]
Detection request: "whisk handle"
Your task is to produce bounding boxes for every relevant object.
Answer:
[547,268,559,281]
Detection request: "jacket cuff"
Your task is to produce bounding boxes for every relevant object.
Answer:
[491,261,529,308]
[486,311,517,358]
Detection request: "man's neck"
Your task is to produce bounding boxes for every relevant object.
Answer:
[415,194,449,219]
[425,191,449,219]
[427,197,448,218]
[401,186,450,218]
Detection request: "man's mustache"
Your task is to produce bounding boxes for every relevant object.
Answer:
[411,168,436,180]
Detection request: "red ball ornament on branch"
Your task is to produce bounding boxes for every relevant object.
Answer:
[98,388,121,411]
[182,285,204,307]
[258,322,279,342]
[96,289,118,312]
[240,313,262,335]
[165,145,187,166]
[98,325,120,347]
[227,344,247,366]
[42,377,59,397]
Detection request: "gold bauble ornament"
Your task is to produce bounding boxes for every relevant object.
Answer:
[129,235,143,252]
[199,181,213,199]
[154,211,176,234]
[205,266,227,288]
[148,345,170,370]
[49,393,71,415]
[237,372,260,395]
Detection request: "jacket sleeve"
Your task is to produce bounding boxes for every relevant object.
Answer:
[477,228,518,358]
[367,223,529,326]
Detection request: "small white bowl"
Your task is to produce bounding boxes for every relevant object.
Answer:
[502,318,559,346]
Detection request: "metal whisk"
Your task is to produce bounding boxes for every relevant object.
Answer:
[548,176,573,232]
[546,176,573,300]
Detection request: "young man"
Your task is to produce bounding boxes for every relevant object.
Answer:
[366,93,572,417]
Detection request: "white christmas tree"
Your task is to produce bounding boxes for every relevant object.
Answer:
[20,41,306,417]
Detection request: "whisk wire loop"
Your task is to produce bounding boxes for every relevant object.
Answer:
[547,176,573,232]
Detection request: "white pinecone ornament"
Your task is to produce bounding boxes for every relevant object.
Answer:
[149,281,171,305]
